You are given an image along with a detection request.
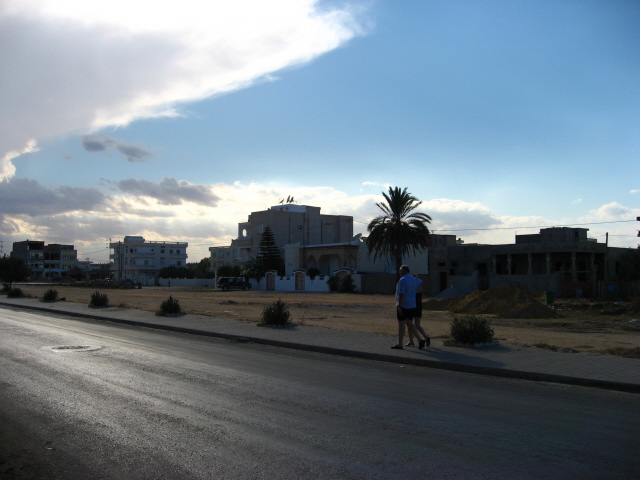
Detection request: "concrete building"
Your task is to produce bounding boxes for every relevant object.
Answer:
[11,240,45,276]
[11,240,77,279]
[208,204,634,298]
[110,236,188,285]
[429,227,633,298]
[44,244,78,279]
[211,204,354,276]
[209,242,242,274]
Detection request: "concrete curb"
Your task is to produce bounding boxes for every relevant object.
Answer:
[2,301,639,394]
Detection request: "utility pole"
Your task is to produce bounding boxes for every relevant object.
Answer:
[604,232,609,283]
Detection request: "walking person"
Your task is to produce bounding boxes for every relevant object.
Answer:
[392,265,427,350]
[406,275,430,347]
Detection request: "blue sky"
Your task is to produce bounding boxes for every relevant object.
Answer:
[1,0,638,262]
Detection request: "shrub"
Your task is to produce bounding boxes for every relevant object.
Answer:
[158,295,181,316]
[307,267,321,279]
[89,291,109,307]
[261,299,290,325]
[42,288,59,302]
[339,274,357,293]
[327,275,357,293]
[450,315,495,344]
[7,287,24,298]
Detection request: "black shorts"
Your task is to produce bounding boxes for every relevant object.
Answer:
[397,307,417,322]
[415,293,423,317]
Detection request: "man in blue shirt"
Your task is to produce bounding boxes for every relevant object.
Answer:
[393,265,428,350]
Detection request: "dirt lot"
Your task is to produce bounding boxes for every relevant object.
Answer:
[6,284,640,358]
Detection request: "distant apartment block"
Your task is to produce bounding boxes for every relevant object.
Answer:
[11,240,77,279]
[110,236,188,285]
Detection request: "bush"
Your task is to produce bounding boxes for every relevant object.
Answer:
[326,275,357,293]
[42,288,59,302]
[157,295,181,316]
[261,299,290,325]
[89,291,109,307]
[450,315,495,344]
[7,287,24,298]
[307,267,321,279]
[339,274,357,293]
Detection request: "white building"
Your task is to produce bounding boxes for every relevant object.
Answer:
[109,236,188,285]
[210,203,354,275]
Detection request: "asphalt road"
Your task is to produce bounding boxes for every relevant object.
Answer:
[1,307,639,479]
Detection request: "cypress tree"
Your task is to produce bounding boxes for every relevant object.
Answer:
[258,226,283,274]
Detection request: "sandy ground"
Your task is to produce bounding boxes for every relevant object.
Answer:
[6,284,640,358]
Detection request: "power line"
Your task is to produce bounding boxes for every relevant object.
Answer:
[77,248,109,256]
[431,219,636,234]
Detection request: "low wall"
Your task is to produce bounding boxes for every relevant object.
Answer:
[488,273,559,294]
[358,273,397,294]
[259,275,332,292]
[158,278,216,288]
[447,272,479,296]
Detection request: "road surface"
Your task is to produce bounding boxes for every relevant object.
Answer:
[1,306,638,479]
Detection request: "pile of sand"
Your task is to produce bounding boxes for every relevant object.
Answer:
[423,286,557,319]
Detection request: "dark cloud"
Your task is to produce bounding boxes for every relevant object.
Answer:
[81,134,153,162]
[116,177,220,206]
[82,137,108,152]
[0,178,107,216]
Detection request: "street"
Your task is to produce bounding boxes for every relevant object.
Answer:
[1,306,639,479]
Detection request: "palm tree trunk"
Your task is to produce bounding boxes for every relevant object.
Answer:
[394,249,403,282]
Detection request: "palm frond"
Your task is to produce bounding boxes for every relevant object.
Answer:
[366,186,432,270]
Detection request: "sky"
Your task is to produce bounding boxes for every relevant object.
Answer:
[1,0,639,263]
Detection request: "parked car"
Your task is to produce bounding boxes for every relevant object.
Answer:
[216,277,252,291]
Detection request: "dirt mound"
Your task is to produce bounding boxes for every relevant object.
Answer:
[424,286,557,319]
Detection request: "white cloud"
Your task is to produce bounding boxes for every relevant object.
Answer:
[0,0,367,180]
[582,202,634,221]
[631,189,639,194]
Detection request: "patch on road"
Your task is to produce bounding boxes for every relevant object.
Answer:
[42,345,102,353]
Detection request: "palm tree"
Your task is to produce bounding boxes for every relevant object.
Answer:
[366,186,432,276]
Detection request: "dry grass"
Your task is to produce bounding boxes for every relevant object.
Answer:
[8,284,640,357]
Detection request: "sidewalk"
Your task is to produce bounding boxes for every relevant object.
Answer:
[1,297,639,394]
